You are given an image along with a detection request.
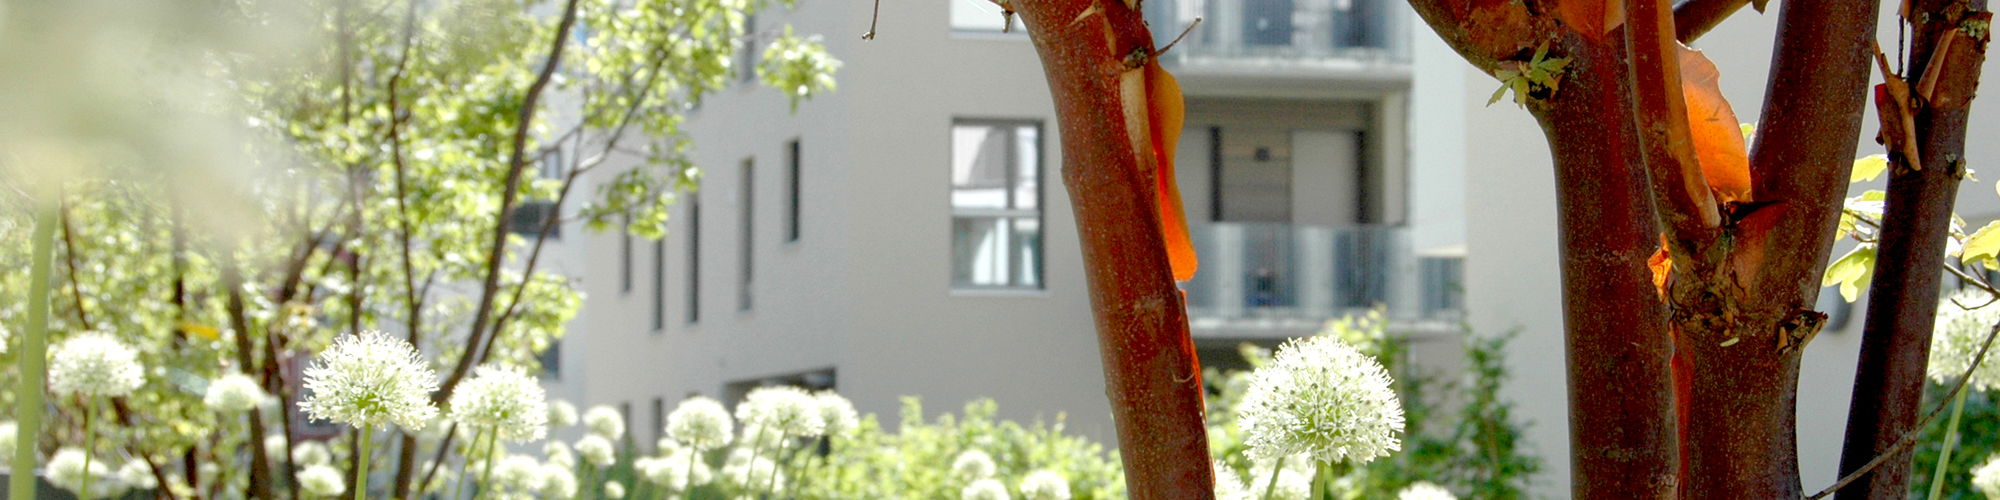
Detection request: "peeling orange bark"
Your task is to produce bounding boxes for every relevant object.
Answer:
[1676,46,1753,203]
[1145,61,1198,282]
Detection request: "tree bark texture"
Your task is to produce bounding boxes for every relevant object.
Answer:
[1012,1,1215,497]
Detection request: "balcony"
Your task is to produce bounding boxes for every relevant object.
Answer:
[1183,223,1461,338]
[1145,0,1411,76]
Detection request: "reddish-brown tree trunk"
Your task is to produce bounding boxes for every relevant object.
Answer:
[1013,1,1215,497]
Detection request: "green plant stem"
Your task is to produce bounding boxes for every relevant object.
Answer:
[684,445,699,494]
[81,399,94,500]
[763,440,785,496]
[1263,455,1285,500]
[1926,387,1972,500]
[355,424,372,500]
[476,430,497,500]
[10,206,57,500]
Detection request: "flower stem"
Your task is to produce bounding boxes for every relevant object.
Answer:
[81,399,94,500]
[476,430,496,500]
[355,424,372,500]
[1926,386,1972,500]
[9,205,58,500]
[684,446,698,494]
[1262,456,1285,500]
[764,440,785,496]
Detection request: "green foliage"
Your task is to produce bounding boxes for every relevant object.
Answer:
[1488,43,1570,108]
[1912,384,2000,499]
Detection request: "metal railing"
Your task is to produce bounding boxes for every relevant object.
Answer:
[1146,0,1410,66]
[1182,223,1458,328]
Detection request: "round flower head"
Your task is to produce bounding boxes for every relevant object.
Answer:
[1397,481,1457,500]
[548,399,579,428]
[299,331,441,429]
[263,434,289,464]
[952,449,998,481]
[739,423,784,451]
[604,480,627,499]
[117,458,157,490]
[49,332,145,398]
[46,447,105,496]
[1213,460,1253,500]
[667,396,735,451]
[576,434,617,467]
[583,405,625,440]
[1019,469,1070,500]
[298,464,345,497]
[736,386,824,437]
[494,454,546,493]
[721,454,783,490]
[540,462,579,499]
[657,436,683,457]
[1238,335,1404,465]
[544,440,576,468]
[645,450,714,490]
[293,439,333,466]
[1976,455,2000,499]
[447,365,550,443]
[0,324,11,354]
[815,390,860,436]
[1929,289,2000,390]
[204,373,268,413]
[962,478,1011,500]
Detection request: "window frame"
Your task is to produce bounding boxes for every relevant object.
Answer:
[948,118,1045,291]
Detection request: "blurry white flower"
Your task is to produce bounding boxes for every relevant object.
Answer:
[1975,454,2000,499]
[263,434,288,464]
[739,423,783,451]
[0,324,11,354]
[117,458,157,490]
[577,434,617,467]
[204,373,268,413]
[668,396,734,451]
[584,405,626,440]
[544,440,575,468]
[721,453,783,491]
[604,480,627,499]
[293,440,332,466]
[47,447,106,497]
[952,449,997,481]
[1247,466,1311,500]
[962,478,1011,500]
[1930,289,2000,390]
[644,450,714,490]
[1238,335,1403,465]
[548,399,579,428]
[539,462,578,499]
[298,464,345,497]
[657,437,684,457]
[448,365,550,443]
[1397,481,1457,500]
[0,421,15,463]
[1213,460,1253,500]
[1018,469,1070,500]
[815,391,859,436]
[494,454,545,493]
[736,386,824,438]
[299,331,440,429]
[50,332,144,397]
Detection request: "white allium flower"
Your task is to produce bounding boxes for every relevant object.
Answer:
[47,447,106,497]
[1213,460,1253,500]
[657,437,683,457]
[1975,454,2000,499]
[263,434,288,464]
[604,480,627,499]
[545,440,576,468]
[738,423,783,451]
[539,462,578,499]
[644,451,714,490]
[548,399,579,428]
[667,396,734,451]
[721,453,782,490]
[952,449,998,481]
[814,391,859,436]
[49,332,144,398]
[961,478,1011,500]
[1238,335,1403,464]
[576,434,617,467]
[299,331,441,429]
[1397,481,1457,500]
[204,373,268,413]
[495,454,546,493]
[117,458,157,490]
[0,421,15,463]
[0,324,11,354]
[1247,466,1312,500]
[293,440,332,466]
[298,464,345,497]
[583,405,626,440]
[735,386,824,438]
[1018,469,1070,500]
[448,365,550,443]
[1930,289,2000,391]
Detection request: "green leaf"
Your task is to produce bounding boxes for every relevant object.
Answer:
[1851,154,1889,183]
[1488,83,1509,106]
[1822,245,1876,302]
[1962,220,2000,268]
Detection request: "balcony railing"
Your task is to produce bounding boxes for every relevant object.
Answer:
[1145,0,1410,66]
[1182,223,1459,334]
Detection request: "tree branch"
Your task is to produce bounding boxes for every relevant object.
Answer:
[1672,0,1748,43]
[220,258,277,500]
[1627,0,1722,244]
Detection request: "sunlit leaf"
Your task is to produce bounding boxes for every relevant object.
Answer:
[1961,220,2000,268]
[1851,154,1889,183]
[1147,61,1198,281]
[1823,245,1877,302]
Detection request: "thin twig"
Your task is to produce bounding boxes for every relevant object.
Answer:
[1157,18,1202,56]
[863,0,881,39]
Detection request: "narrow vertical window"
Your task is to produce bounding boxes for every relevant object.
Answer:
[786,139,802,242]
[651,397,666,452]
[687,197,701,324]
[738,15,758,83]
[739,158,755,311]
[950,120,1043,290]
[620,215,633,294]
[651,237,665,332]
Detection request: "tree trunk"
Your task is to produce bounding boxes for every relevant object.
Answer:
[1012,1,1215,497]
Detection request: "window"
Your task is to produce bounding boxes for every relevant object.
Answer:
[618,402,634,446]
[950,120,1043,289]
[786,139,802,242]
[508,149,564,238]
[688,197,701,324]
[651,237,665,332]
[651,397,667,452]
[537,341,561,380]
[739,159,755,311]
[738,15,758,83]
[949,0,1018,32]
[620,217,633,294]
